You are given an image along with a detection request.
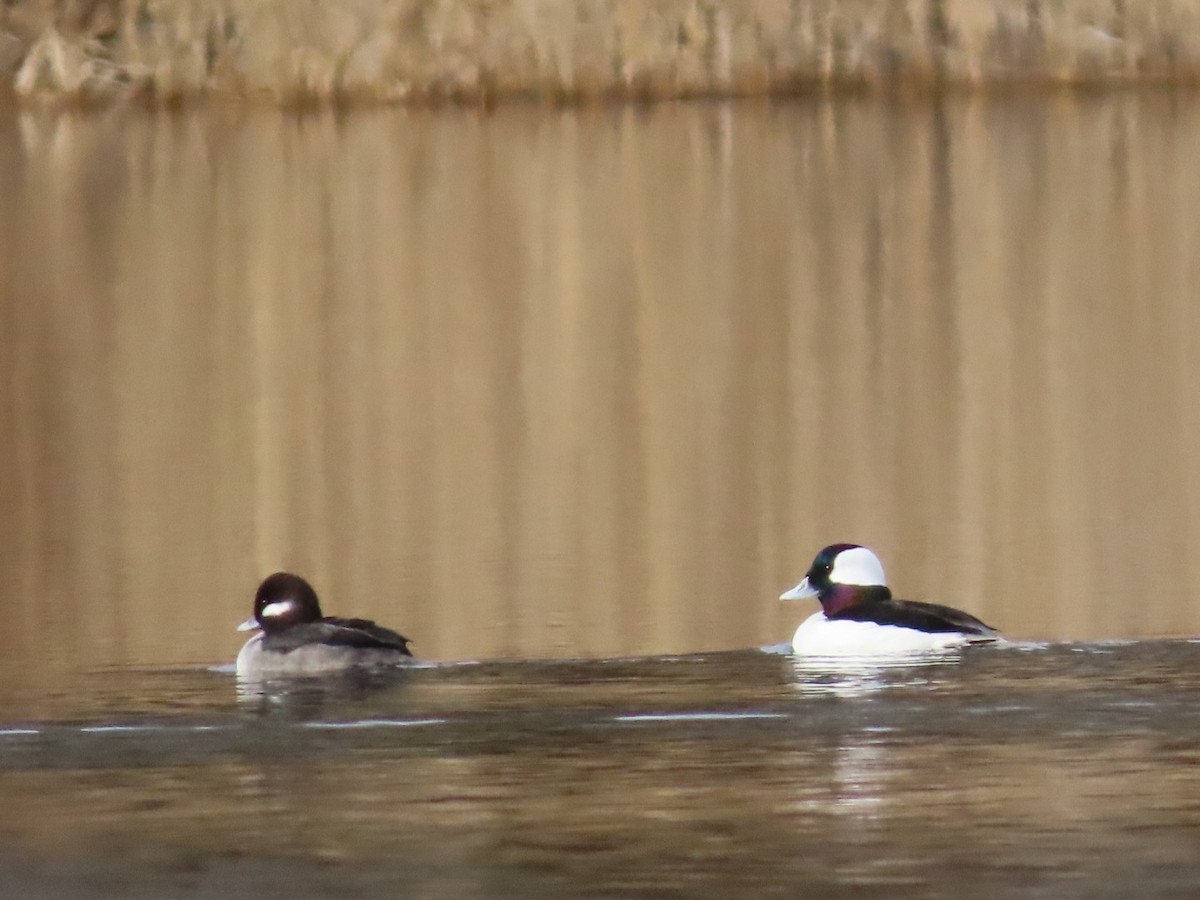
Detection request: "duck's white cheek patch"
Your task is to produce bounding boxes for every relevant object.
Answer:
[261,600,294,619]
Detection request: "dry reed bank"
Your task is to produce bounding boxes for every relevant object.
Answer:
[2,1,1199,105]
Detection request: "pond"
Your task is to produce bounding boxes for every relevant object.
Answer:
[1,92,1199,894]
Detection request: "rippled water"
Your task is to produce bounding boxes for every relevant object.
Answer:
[0,643,1198,897]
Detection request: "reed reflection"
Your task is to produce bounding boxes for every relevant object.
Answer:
[2,95,1200,682]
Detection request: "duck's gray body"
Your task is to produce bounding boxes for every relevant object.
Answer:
[236,573,413,677]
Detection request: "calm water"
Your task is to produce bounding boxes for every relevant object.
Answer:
[3,93,1200,894]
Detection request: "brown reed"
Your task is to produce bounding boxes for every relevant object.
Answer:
[2,0,1199,106]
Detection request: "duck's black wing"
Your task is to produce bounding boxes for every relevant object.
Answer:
[264,618,413,655]
[323,617,414,654]
[831,598,998,637]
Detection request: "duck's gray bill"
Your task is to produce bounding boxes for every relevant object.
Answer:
[236,617,260,632]
[779,578,817,601]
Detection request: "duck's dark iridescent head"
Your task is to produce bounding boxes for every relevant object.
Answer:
[237,572,324,634]
[779,544,890,614]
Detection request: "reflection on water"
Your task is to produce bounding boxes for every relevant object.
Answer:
[0,644,1198,896]
[787,650,966,697]
[3,94,1200,683]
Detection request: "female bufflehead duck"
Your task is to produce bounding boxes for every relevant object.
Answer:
[780,544,999,656]
[236,572,413,676]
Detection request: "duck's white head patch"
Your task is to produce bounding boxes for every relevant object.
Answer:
[829,547,887,587]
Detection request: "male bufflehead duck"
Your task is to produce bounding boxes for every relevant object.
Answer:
[780,544,999,656]
[236,572,413,676]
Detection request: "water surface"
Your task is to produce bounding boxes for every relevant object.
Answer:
[3,94,1200,895]
[3,95,1200,677]
[0,643,1198,897]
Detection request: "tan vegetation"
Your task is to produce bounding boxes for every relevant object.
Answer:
[2,1,1199,106]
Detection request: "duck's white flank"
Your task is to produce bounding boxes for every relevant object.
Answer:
[791,612,990,657]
